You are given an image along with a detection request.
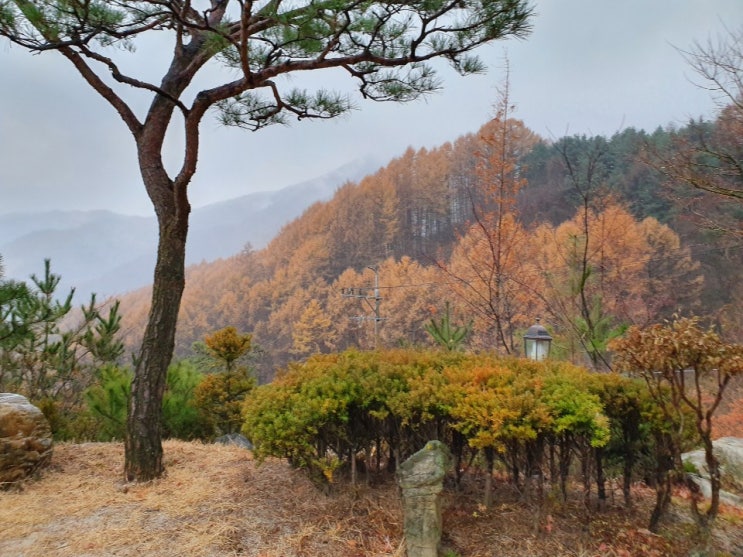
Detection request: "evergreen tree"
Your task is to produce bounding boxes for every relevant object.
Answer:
[424,301,471,351]
[0,259,124,435]
[0,0,533,481]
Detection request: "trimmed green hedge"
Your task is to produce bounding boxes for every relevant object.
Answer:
[242,349,654,490]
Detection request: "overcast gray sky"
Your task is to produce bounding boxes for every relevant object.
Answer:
[1,0,741,217]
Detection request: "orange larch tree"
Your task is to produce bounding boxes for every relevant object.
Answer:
[531,202,703,369]
[442,77,539,353]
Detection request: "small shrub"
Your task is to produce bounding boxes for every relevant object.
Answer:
[84,365,132,440]
[192,367,256,437]
[161,361,210,440]
[683,459,700,475]
[84,361,209,441]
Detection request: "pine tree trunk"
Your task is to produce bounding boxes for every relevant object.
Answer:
[124,179,189,481]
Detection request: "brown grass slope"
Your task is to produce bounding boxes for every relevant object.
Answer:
[2,442,743,556]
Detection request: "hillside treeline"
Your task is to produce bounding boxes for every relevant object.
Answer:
[117,104,742,380]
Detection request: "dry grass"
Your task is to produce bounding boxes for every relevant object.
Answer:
[1,441,742,556]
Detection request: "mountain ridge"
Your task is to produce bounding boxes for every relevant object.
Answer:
[0,157,380,299]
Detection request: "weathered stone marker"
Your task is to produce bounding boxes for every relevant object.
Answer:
[397,440,452,557]
[0,393,53,487]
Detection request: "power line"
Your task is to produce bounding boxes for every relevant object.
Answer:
[345,241,743,292]
[340,266,386,349]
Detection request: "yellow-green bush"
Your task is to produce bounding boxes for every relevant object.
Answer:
[242,349,621,491]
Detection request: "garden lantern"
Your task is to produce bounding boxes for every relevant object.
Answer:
[524,318,552,361]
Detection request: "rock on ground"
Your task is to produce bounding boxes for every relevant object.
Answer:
[214,433,254,450]
[682,437,743,508]
[0,393,53,487]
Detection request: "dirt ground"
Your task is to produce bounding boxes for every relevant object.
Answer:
[1,441,742,556]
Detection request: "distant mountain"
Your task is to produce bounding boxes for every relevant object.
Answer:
[1,211,156,300]
[187,157,378,260]
[0,158,380,300]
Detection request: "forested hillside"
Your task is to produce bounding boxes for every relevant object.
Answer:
[117,98,743,381]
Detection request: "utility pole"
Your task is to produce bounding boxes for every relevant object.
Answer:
[341,266,385,349]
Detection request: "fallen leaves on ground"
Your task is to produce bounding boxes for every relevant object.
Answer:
[1,441,742,556]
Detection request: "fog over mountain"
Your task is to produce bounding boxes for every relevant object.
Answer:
[0,158,379,300]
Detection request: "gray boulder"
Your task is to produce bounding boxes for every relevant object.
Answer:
[682,437,743,508]
[0,393,53,487]
[214,433,254,450]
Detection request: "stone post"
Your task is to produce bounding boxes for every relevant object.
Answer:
[397,440,452,557]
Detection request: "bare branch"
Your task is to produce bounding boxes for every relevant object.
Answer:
[78,44,189,115]
[57,45,143,135]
